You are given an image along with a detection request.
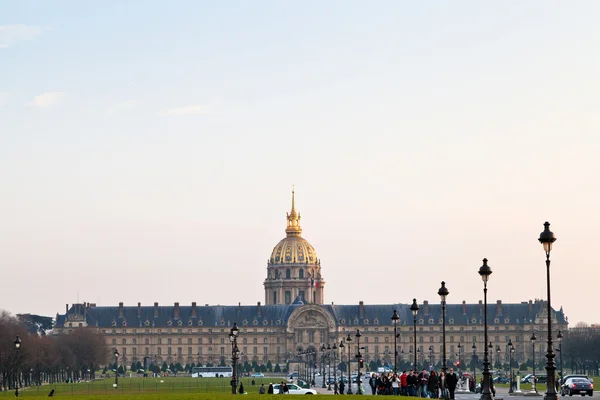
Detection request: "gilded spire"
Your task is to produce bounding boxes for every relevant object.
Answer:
[285,187,302,236]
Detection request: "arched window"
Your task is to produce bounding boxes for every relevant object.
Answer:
[299,269,304,279]
[286,269,291,279]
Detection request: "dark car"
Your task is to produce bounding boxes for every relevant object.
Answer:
[560,377,593,397]
[561,375,594,385]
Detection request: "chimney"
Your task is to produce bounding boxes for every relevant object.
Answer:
[154,302,159,318]
[479,300,483,316]
[137,302,142,318]
[359,301,365,319]
[462,301,467,315]
[84,303,87,319]
[191,302,197,318]
[119,302,124,318]
[174,302,180,320]
[529,299,533,314]
[496,300,502,316]
[66,304,69,313]
[257,302,262,317]
[423,300,429,315]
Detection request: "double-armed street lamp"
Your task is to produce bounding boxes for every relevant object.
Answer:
[508,339,515,394]
[410,299,419,371]
[229,323,240,394]
[346,334,353,394]
[392,309,400,374]
[478,258,493,400]
[438,282,449,373]
[538,222,558,400]
[531,332,537,393]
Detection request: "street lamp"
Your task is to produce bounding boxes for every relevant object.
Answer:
[229,322,240,394]
[429,346,435,367]
[472,343,477,391]
[457,343,462,372]
[113,349,119,389]
[531,332,537,393]
[495,345,501,373]
[392,309,400,373]
[508,339,515,394]
[321,344,327,389]
[346,334,353,394]
[478,258,493,400]
[538,221,558,400]
[438,281,449,373]
[327,343,332,391]
[355,329,362,394]
[557,330,564,385]
[410,299,419,371]
[14,335,22,397]
[339,340,345,391]
[333,343,338,394]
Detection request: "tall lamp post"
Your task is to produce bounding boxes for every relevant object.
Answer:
[478,258,493,400]
[339,340,345,389]
[113,349,119,389]
[438,281,449,373]
[508,339,515,394]
[229,323,240,394]
[429,346,435,367]
[410,299,419,371]
[472,343,477,391]
[333,343,338,394]
[495,345,501,373]
[531,332,537,393]
[538,221,558,400]
[557,330,563,385]
[327,344,332,391]
[321,344,327,389]
[355,329,362,394]
[14,335,22,397]
[346,334,353,394]
[457,343,462,373]
[392,310,400,374]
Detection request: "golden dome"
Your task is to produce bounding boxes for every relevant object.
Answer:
[269,190,319,265]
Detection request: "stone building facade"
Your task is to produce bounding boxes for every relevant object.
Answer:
[54,192,568,370]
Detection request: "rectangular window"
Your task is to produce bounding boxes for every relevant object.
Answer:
[450,336,454,343]
[198,347,202,355]
[299,290,305,299]
[273,291,277,304]
[168,347,172,355]
[375,345,379,354]
[188,347,192,355]
[221,347,225,355]
[253,347,258,354]
[178,347,182,355]
[158,347,162,355]
[122,347,126,356]
[133,348,137,355]
[264,346,268,355]
[145,347,149,355]
[285,291,291,304]
[364,346,369,353]
[243,347,247,355]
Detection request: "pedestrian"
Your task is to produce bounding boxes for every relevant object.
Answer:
[252,379,256,386]
[238,382,245,394]
[446,368,458,400]
[339,379,345,395]
[268,383,274,394]
[439,372,447,399]
[369,373,377,395]
[428,370,439,398]
[259,383,266,394]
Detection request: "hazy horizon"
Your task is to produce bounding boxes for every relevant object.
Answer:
[1,1,599,326]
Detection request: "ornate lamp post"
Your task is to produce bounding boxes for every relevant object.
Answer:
[557,330,564,385]
[355,329,362,394]
[478,258,493,400]
[113,349,119,389]
[508,339,515,394]
[392,309,400,374]
[229,323,240,394]
[410,299,419,371]
[531,332,537,393]
[14,336,22,397]
[346,334,353,394]
[472,343,477,390]
[538,221,558,400]
[457,343,462,372]
[438,281,449,373]
[327,343,332,391]
[321,344,327,389]
[339,340,345,389]
[495,345,501,373]
[333,343,338,394]
[429,346,435,367]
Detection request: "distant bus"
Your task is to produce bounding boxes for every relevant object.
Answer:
[191,366,233,378]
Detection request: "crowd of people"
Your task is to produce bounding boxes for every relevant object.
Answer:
[367,368,459,398]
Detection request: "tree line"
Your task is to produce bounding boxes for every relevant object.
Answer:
[0,310,107,391]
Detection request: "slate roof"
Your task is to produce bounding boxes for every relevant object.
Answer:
[55,299,567,329]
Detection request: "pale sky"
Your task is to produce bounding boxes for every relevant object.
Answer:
[1,1,599,325]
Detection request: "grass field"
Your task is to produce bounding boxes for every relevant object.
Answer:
[3,376,289,397]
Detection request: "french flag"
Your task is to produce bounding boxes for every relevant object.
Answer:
[311,278,319,288]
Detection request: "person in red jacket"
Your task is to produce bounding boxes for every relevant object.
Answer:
[400,371,408,395]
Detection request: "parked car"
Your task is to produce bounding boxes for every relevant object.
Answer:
[560,377,593,397]
[493,376,510,384]
[561,375,594,385]
[251,372,264,378]
[272,383,317,395]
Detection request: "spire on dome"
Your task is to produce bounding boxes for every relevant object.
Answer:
[285,187,302,236]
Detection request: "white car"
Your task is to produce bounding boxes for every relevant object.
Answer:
[273,383,316,395]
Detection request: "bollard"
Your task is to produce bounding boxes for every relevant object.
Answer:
[516,375,522,393]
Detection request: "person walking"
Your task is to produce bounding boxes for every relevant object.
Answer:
[439,372,447,399]
[339,379,345,395]
[428,370,439,398]
[369,374,377,395]
[446,368,458,400]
